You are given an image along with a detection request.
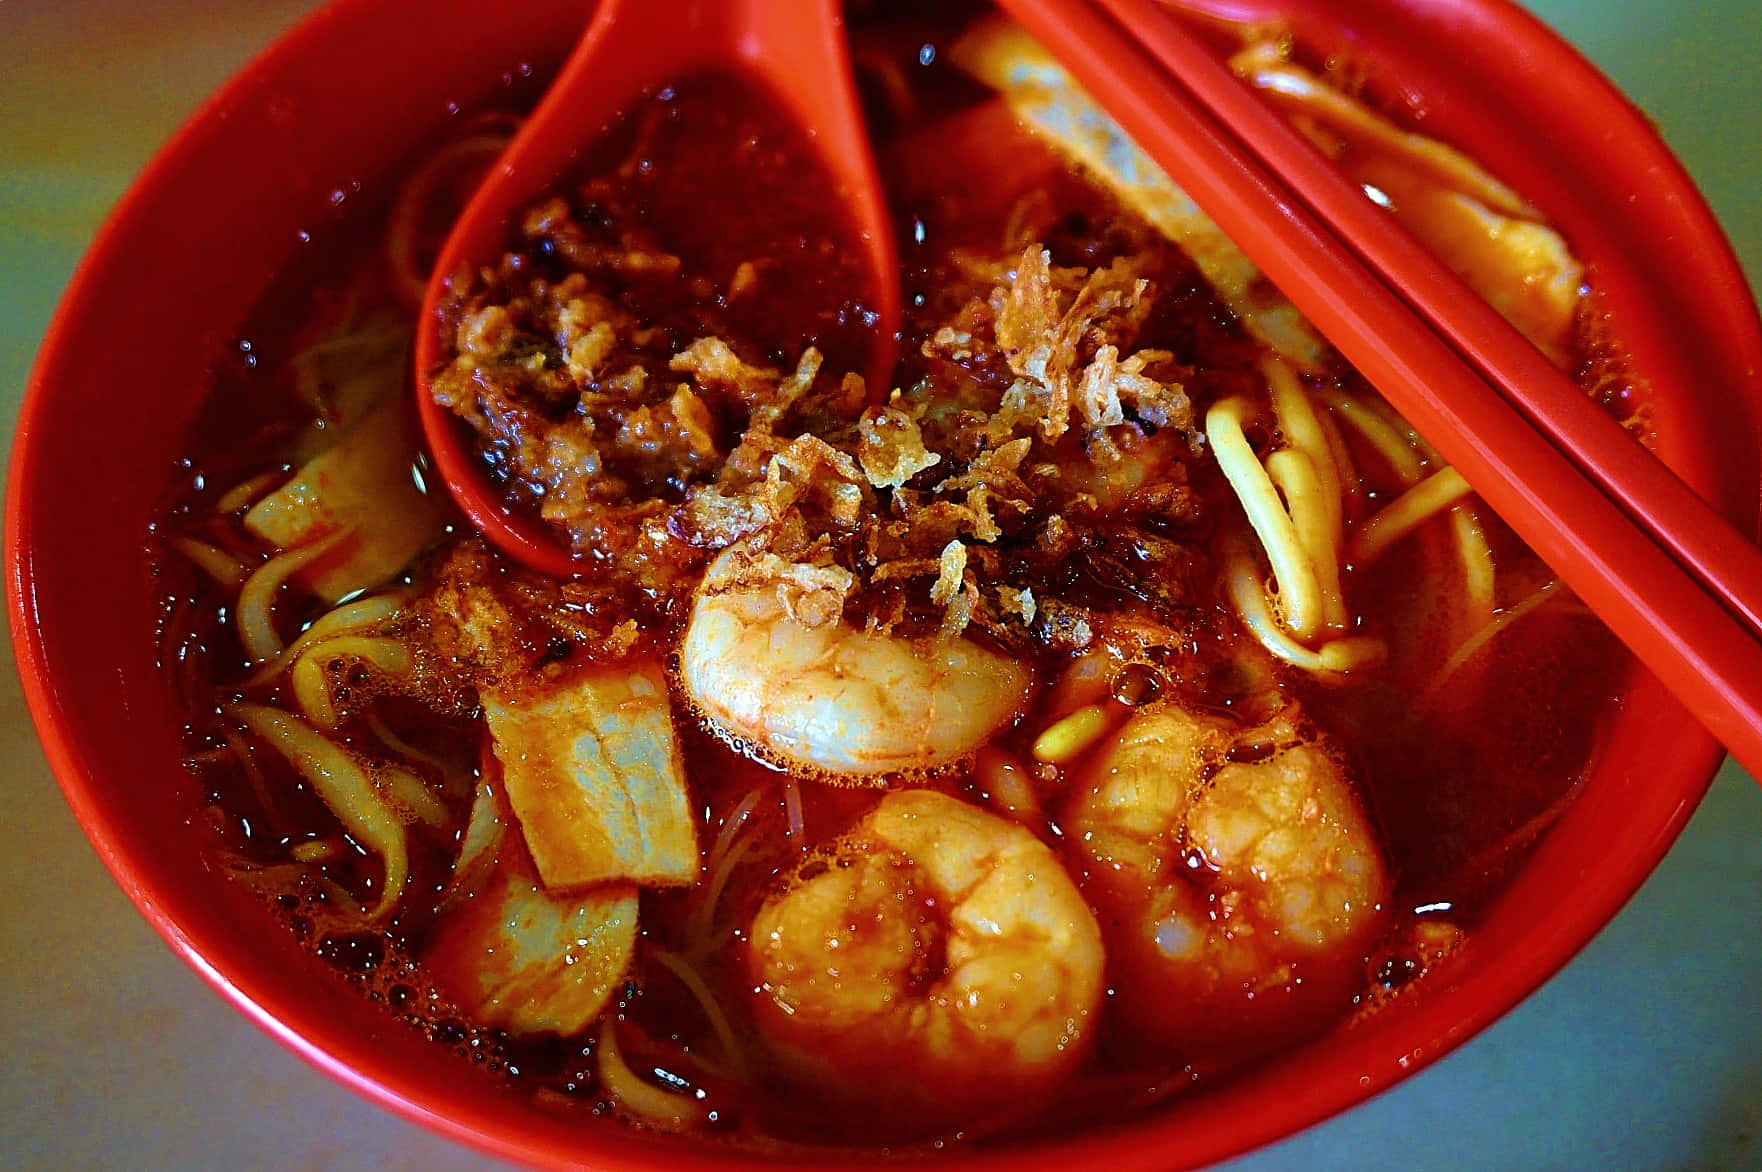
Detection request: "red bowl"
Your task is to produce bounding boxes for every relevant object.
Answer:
[9,0,1761,1169]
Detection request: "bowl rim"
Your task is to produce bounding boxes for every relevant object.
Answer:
[9,0,1761,1168]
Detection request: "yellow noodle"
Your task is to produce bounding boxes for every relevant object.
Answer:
[216,853,360,914]
[1207,397,1325,638]
[290,838,339,863]
[1313,403,1363,516]
[1446,756,1586,882]
[648,947,750,1083]
[1264,355,1342,546]
[1266,447,1348,633]
[245,592,407,686]
[289,636,413,728]
[1229,42,1535,218]
[1425,578,1565,701]
[703,786,763,881]
[1317,637,1389,672]
[1032,703,1112,763]
[852,44,918,124]
[1318,388,1425,484]
[183,746,233,766]
[596,1020,709,1128]
[215,469,289,516]
[1321,390,1494,630]
[1448,506,1498,637]
[235,531,350,664]
[366,713,470,799]
[290,656,336,728]
[685,836,755,956]
[1223,534,1384,676]
[159,594,208,712]
[217,723,278,823]
[976,747,1043,824]
[1350,467,1474,566]
[170,537,248,590]
[1264,359,1348,633]
[1350,394,1497,627]
[382,764,449,829]
[1043,647,1114,717]
[782,777,805,842]
[438,781,506,909]
[227,701,408,919]
[290,319,407,388]
[385,133,513,309]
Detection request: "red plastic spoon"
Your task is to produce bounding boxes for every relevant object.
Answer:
[414,0,898,577]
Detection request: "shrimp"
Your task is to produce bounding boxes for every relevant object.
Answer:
[744,789,1104,1128]
[1065,703,1389,1062]
[678,549,1034,780]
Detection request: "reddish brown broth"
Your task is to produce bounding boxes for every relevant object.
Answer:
[152,5,1633,1155]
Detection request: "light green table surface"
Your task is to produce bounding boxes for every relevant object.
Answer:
[3,2,1758,1169]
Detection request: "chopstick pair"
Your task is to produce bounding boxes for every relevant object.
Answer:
[991,0,1762,777]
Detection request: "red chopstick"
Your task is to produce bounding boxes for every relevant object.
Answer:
[1097,0,1762,637]
[990,0,1762,775]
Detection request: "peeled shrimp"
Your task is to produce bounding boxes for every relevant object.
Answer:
[679,556,1034,780]
[1066,704,1389,1060]
[745,789,1104,1126]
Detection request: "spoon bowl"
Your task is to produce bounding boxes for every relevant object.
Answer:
[414,0,899,576]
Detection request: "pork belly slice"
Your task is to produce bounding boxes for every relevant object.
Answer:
[484,661,697,890]
[425,834,639,1038]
